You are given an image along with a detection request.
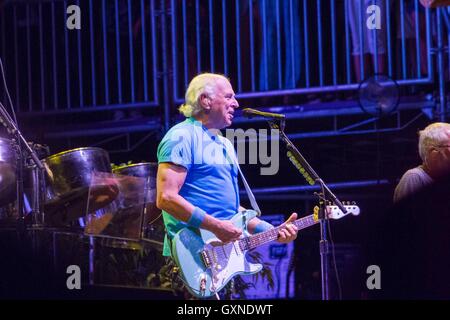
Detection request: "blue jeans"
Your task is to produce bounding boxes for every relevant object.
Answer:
[258,0,303,90]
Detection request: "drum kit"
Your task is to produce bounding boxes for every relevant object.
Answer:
[0,86,167,293]
[0,130,168,290]
[0,138,165,248]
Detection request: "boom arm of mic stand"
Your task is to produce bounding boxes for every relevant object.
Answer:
[0,102,44,170]
[267,120,347,214]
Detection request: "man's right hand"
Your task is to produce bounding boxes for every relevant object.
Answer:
[212,220,242,243]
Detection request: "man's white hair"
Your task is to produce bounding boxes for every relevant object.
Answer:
[179,73,229,117]
[418,122,450,161]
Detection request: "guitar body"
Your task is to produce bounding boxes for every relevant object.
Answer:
[171,204,360,299]
[171,210,262,298]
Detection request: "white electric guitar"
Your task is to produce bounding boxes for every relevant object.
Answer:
[171,204,360,298]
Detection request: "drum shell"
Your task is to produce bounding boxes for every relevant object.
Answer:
[112,162,163,242]
[0,138,36,225]
[43,147,112,200]
[112,163,157,189]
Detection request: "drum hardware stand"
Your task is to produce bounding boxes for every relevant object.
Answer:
[139,177,151,240]
[26,156,46,227]
[0,101,46,236]
[27,143,50,227]
[266,119,347,301]
[88,235,95,285]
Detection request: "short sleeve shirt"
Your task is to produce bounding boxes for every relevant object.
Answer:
[394,166,434,203]
[157,117,240,256]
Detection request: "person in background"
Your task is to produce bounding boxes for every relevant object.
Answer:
[346,0,387,82]
[394,122,450,203]
[256,0,302,91]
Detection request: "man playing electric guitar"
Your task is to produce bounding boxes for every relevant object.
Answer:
[156,73,298,298]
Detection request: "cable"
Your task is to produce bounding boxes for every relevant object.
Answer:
[0,101,10,132]
[318,181,342,300]
[327,220,342,300]
[0,57,23,163]
[275,257,282,298]
[285,249,295,298]
[0,57,18,125]
[0,57,48,232]
[147,212,162,225]
[0,101,17,133]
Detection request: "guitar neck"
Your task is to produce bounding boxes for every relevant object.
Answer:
[239,214,317,251]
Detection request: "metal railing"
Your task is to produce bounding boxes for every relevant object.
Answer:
[170,0,436,104]
[0,0,159,114]
[0,0,447,121]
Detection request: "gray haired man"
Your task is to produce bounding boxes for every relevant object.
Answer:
[394,122,450,203]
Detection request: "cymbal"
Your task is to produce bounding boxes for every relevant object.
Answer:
[44,183,119,226]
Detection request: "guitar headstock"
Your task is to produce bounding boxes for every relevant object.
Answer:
[327,203,360,219]
[313,202,360,221]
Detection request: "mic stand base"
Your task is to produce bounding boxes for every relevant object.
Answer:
[318,187,331,301]
[267,119,341,300]
[319,220,330,301]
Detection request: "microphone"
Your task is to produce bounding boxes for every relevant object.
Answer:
[242,108,286,120]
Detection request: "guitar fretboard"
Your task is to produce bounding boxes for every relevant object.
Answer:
[239,214,317,251]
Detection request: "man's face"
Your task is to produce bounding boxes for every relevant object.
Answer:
[428,132,450,176]
[207,79,239,129]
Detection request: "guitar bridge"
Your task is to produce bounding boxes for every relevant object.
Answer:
[200,250,211,268]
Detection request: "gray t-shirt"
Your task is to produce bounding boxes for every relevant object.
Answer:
[393,166,434,203]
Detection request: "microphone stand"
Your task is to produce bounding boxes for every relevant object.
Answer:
[0,102,45,235]
[267,119,346,301]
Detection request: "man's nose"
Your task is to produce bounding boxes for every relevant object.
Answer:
[232,98,239,109]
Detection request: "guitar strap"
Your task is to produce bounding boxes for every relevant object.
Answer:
[236,162,262,216]
[221,136,261,216]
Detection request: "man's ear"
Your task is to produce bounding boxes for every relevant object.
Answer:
[199,93,211,110]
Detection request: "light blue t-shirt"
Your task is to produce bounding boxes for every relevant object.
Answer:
[157,117,240,256]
